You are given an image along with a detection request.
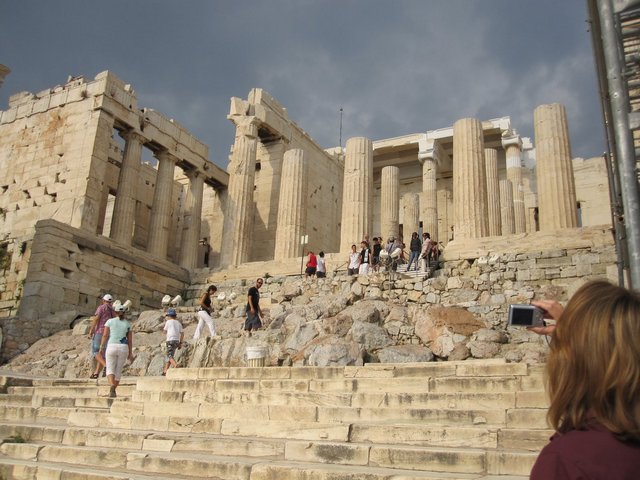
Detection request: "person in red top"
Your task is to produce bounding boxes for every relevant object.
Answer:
[305,251,317,277]
[529,280,640,479]
[88,293,115,379]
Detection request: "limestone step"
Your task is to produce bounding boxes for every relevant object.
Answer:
[0,394,32,405]
[0,456,199,480]
[0,421,285,458]
[7,383,135,398]
[244,460,529,480]
[0,439,538,477]
[0,404,114,424]
[134,375,542,400]
[130,389,546,411]
[163,361,535,382]
[0,417,552,454]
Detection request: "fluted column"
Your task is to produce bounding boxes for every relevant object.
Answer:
[340,137,373,252]
[147,151,176,258]
[501,130,526,233]
[274,149,308,260]
[221,118,259,266]
[452,118,489,239]
[380,166,400,240]
[403,193,420,235]
[179,170,204,269]
[484,148,502,236]
[500,179,515,235]
[111,130,144,245]
[418,138,441,240]
[534,104,578,231]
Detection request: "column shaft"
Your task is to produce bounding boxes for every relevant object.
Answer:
[179,171,204,269]
[500,179,515,235]
[111,130,143,245]
[420,155,438,239]
[147,151,176,258]
[274,149,308,260]
[403,193,420,235]
[484,148,502,236]
[452,118,489,239]
[505,145,526,233]
[534,104,578,230]
[221,119,258,266]
[380,166,400,240]
[339,137,373,252]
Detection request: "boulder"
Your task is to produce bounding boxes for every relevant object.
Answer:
[376,345,434,363]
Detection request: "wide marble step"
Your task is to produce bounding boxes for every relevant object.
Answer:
[0,439,538,477]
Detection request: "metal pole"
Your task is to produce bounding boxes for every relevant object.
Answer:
[586,0,628,286]
[596,0,640,290]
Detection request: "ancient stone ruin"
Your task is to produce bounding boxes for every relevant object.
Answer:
[0,70,615,362]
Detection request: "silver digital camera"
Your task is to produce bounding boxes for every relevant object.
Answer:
[507,304,545,328]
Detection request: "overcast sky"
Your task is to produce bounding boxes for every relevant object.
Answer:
[1,1,604,169]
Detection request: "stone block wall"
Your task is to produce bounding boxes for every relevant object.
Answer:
[0,219,190,361]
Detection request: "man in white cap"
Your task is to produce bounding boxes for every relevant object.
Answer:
[88,293,114,379]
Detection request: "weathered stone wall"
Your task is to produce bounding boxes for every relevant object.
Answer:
[0,219,190,361]
[0,72,226,318]
[191,226,616,318]
[573,156,612,226]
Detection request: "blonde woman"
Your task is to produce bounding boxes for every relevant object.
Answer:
[529,280,640,479]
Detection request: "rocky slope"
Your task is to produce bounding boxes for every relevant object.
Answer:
[2,274,548,378]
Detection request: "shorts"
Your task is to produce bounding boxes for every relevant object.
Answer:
[166,340,180,359]
[305,266,317,275]
[244,311,262,331]
[91,333,106,357]
[316,271,326,278]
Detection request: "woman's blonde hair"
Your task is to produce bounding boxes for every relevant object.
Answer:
[546,280,640,441]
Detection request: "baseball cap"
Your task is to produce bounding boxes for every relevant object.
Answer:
[102,294,113,302]
[166,308,177,317]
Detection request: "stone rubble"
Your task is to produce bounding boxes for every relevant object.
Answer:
[4,265,558,378]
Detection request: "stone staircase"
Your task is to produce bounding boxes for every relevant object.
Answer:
[0,359,550,479]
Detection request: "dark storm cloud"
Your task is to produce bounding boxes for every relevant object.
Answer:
[0,1,604,169]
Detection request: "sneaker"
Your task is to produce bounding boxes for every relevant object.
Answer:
[109,386,116,398]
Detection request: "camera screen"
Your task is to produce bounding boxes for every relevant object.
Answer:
[510,308,534,326]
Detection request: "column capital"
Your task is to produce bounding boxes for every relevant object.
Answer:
[120,129,146,144]
[501,129,522,150]
[418,138,445,165]
[154,149,178,164]
[229,116,260,137]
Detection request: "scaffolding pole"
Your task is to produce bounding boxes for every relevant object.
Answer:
[594,0,640,290]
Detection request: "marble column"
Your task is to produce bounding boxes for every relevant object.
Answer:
[534,103,578,230]
[380,166,400,240]
[110,130,143,245]
[452,118,489,239]
[221,118,259,266]
[274,149,308,260]
[500,179,515,235]
[147,151,176,258]
[418,138,441,241]
[179,170,204,269]
[340,137,373,252]
[403,193,420,235]
[501,130,526,233]
[484,148,502,236]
